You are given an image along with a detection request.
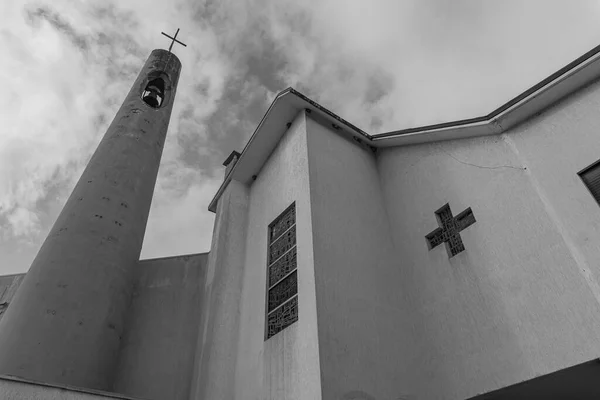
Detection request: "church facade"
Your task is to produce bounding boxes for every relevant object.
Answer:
[1,44,600,400]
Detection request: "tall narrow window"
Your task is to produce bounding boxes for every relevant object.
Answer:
[579,160,600,206]
[266,203,298,340]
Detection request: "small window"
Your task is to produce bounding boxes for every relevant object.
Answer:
[579,160,600,206]
[142,77,166,108]
[265,203,298,340]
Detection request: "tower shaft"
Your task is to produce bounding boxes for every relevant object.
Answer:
[0,49,181,390]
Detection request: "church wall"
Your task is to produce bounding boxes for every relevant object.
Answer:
[113,253,207,400]
[305,117,414,400]
[237,110,322,400]
[0,274,25,322]
[377,126,600,398]
[505,77,600,316]
[189,180,249,400]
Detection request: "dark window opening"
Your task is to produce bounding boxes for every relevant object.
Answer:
[142,77,166,108]
[579,160,600,207]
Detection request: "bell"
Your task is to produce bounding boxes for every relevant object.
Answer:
[143,91,160,108]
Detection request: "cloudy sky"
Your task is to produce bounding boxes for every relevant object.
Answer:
[1,0,600,275]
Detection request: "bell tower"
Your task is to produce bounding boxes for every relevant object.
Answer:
[0,33,185,391]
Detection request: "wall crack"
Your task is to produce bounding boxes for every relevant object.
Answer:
[440,146,526,171]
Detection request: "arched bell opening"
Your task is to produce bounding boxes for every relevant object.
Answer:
[142,77,166,108]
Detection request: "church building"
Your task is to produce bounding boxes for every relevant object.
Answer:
[1,38,600,400]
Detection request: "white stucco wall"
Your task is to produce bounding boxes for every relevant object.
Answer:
[190,180,249,400]
[236,110,322,400]
[306,117,414,400]
[507,78,600,309]
[377,93,600,398]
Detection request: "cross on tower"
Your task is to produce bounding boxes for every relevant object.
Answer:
[426,203,476,257]
[161,28,187,53]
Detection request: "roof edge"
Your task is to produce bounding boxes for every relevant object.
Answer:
[374,43,600,140]
[208,87,295,213]
[208,43,600,212]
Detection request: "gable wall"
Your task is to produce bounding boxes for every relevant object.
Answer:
[377,80,600,399]
[305,117,414,400]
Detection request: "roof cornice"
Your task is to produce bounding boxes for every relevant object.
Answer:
[372,43,600,146]
[208,44,600,212]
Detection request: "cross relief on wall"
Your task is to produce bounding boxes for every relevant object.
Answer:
[426,203,476,257]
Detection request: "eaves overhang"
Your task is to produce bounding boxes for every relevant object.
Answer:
[373,43,600,146]
[208,43,600,212]
[207,87,373,212]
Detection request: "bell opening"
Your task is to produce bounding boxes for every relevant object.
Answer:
[142,77,166,108]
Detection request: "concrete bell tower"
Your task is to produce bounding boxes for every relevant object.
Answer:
[0,38,183,390]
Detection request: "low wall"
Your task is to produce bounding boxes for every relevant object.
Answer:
[0,374,144,400]
[113,253,208,400]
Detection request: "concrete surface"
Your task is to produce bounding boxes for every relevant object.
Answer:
[255,110,325,400]
[507,76,600,311]
[0,49,182,390]
[190,180,249,400]
[306,117,413,400]
[196,110,322,400]
[377,101,600,398]
[303,82,600,399]
[250,111,321,400]
[113,253,207,400]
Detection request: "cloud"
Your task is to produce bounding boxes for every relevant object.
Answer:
[25,6,89,51]
[6,208,41,238]
[3,0,600,274]
[0,0,233,272]
[0,6,94,238]
[185,0,600,132]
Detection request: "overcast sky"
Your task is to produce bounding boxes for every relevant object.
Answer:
[1,0,600,274]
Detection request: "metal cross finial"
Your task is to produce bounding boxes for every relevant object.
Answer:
[161,28,187,53]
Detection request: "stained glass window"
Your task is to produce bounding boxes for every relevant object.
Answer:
[269,229,296,264]
[266,296,298,339]
[266,203,298,339]
[268,271,298,312]
[270,204,296,241]
[268,246,297,287]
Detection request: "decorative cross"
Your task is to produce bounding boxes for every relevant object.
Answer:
[426,203,476,257]
[161,28,187,53]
